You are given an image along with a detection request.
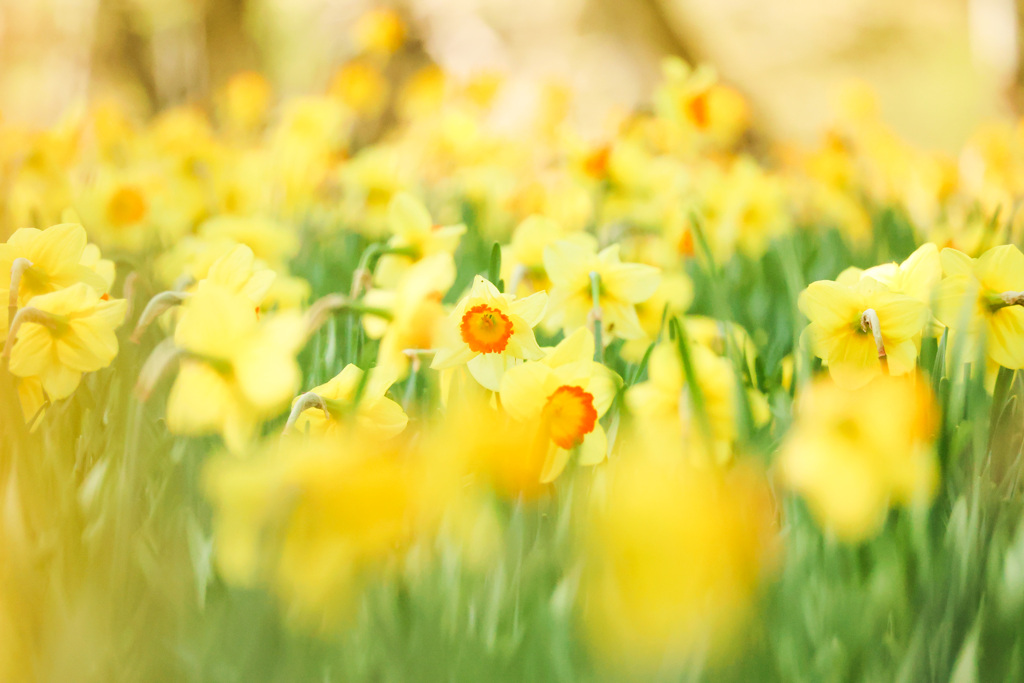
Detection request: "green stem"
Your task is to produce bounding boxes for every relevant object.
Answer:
[590,271,602,363]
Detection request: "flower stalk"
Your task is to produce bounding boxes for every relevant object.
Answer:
[8,257,33,325]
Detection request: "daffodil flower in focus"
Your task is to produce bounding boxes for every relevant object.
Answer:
[167,285,304,452]
[799,275,929,389]
[499,328,620,482]
[5,283,126,400]
[290,364,408,441]
[934,244,1024,369]
[543,240,659,341]
[431,275,547,391]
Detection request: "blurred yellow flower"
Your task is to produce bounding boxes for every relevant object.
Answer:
[363,252,455,379]
[431,275,547,391]
[627,339,767,464]
[0,222,110,340]
[352,7,406,56]
[499,328,620,483]
[778,374,938,541]
[935,245,1024,369]
[581,450,778,670]
[6,283,126,401]
[291,364,407,441]
[204,432,445,632]
[543,240,659,341]
[167,285,304,452]
[374,193,466,288]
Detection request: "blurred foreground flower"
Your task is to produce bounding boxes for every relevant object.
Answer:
[778,374,938,541]
[204,431,449,632]
[580,449,778,670]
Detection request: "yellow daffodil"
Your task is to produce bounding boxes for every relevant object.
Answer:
[935,244,1024,369]
[620,270,693,361]
[373,193,466,288]
[167,285,304,452]
[352,7,407,56]
[363,253,455,379]
[626,340,767,464]
[195,244,276,307]
[0,223,110,340]
[203,431,446,632]
[581,450,778,670]
[291,364,408,441]
[431,275,547,391]
[498,328,620,482]
[778,374,938,541]
[838,242,942,308]
[543,240,659,341]
[799,275,929,389]
[6,283,126,400]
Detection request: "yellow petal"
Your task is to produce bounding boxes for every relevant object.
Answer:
[988,306,1024,369]
[167,360,230,435]
[976,244,1024,292]
[601,262,660,304]
[7,323,53,378]
[509,290,548,326]
[939,247,974,278]
[388,192,432,239]
[498,361,552,421]
[467,352,514,391]
[827,334,879,390]
[798,280,859,330]
[578,424,608,467]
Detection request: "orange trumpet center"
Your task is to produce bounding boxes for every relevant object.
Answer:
[460,303,514,354]
[542,385,598,450]
[106,185,148,227]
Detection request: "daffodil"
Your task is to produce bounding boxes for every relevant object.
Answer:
[431,275,547,391]
[626,339,767,464]
[799,275,929,389]
[543,240,659,341]
[363,253,455,379]
[373,193,466,288]
[0,223,110,340]
[498,328,620,482]
[778,374,938,541]
[195,244,276,306]
[837,242,942,308]
[581,450,777,670]
[167,285,304,452]
[5,283,126,400]
[934,244,1024,369]
[291,364,408,441]
[203,431,446,632]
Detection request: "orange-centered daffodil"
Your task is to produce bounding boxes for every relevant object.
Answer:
[431,275,547,391]
[499,328,621,482]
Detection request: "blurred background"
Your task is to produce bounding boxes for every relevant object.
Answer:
[0,0,1021,150]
